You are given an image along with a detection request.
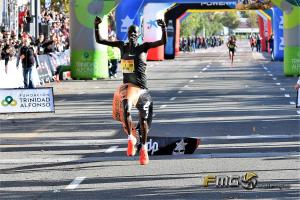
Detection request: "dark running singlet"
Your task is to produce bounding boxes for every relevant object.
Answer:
[119,43,151,89]
[228,41,236,51]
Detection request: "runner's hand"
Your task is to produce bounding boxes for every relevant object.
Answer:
[94,16,102,26]
[156,19,166,29]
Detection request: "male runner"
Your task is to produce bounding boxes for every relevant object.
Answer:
[94,16,166,165]
[227,36,237,65]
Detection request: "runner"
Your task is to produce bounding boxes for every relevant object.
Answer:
[227,36,237,65]
[94,16,166,165]
[249,35,256,52]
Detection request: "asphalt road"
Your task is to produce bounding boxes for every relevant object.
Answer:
[0,40,299,200]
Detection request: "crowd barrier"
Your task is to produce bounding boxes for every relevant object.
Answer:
[37,50,70,84]
[0,50,70,89]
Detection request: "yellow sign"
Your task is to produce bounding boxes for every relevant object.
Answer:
[121,59,135,73]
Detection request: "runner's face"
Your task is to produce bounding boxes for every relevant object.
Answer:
[128,26,139,44]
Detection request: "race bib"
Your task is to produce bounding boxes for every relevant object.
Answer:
[121,59,135,73]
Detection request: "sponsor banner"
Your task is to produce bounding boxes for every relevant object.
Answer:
[37,55,54,84]
[272,7,284,61]
[71,50,109,79]
[284,46,300,75]
[0,88,55,113]
[37,51,70,84]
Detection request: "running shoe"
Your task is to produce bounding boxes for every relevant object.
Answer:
[139,146,149,165]
[127,135,137,157]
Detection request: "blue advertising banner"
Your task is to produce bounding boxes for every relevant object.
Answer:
[272,6,284,61]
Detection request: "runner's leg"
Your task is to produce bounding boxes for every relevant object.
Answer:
[122,99,133,136]
[136,92,153,165]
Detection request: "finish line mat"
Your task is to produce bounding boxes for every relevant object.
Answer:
[146,136,200,156]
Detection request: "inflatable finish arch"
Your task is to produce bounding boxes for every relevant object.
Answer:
[271,0,300,75]
[164,2,236,59]
[257,7,284,61]
[70,0,300,79]
[257,11,272,52]
[115,0,236,59]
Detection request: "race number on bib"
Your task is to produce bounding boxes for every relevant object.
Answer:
[121,59,135,73]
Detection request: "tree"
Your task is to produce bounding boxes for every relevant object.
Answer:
[40,0,70,13]
[240,11,249,18]
[180,12,224,37]
[246,11,258,28]
[220,12,240,30]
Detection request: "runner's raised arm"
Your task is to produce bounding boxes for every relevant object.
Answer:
[94,16,122,47]
[143,19,167,50]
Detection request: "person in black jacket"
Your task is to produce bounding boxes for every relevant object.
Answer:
[17,37,39,88]
[43,35,58,54]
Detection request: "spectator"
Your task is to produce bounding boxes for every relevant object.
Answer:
[35,34,45,55]
[1,39,15,74]
[107,32,120,78]
[16,37,39,88]
[269,34,274,60]
[295,77,300,108]
[256,34,261,52]
[43,34,58,54]
[295,77,300,91]
[250,35,256,51]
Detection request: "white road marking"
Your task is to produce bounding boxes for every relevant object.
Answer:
[201,134,299,140]
[58,99,66,103]
[170,97,176,101]
[105,146,119,153]
[193,75,199,78]
[290,102,296,105]
[153,113,156,117]
[192,152,299,159]
[269,74,273,77]
[78,92,86,95]
[189,80,194,83]
[178,91,183,94]
[285,94,291,98]
[160,105,167,108]
[272,78,277,80]
[263,67,268,70]
[276,83,281,86]
[199,71,203,73]
[206,65,210,68]
[202,68,207,71]
[280,88,286,91]
[184,85,189,88]
[297,110,300,115]
[66,177,85,190]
